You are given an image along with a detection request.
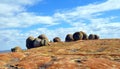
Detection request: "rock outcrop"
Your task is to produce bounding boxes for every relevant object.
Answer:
[0,39,120,69]
[53,37,61,42]
[65,34,74,42]
[26,34,49,49]
[11,46,22,52]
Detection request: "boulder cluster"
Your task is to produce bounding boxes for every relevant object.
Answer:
[26,34,62,49]
[26,34,49,49]
[65,31,99,42]
[25,31,99,49]
[88,34,99,40]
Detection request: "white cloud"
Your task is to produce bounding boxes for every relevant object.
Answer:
[0,30,27,50]
[0,0,120,50]
[0,13,58,28]
[0,0,58,29]
[0,0,42,5]
[52,0,120,38]
[0,0,42,16]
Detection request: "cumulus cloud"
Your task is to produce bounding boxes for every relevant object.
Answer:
[0,30,26,50]
[0,0,58,29]
[0,0,120,50]
[0,13,58,28]
[52,0,120,38]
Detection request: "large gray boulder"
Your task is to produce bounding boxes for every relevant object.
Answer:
[88,34,95,40]
[65,34,74,42]
[73,32,83,41]
[94,34,99,39]
[80,31,88,40]
[53,37,61,42]
[26,36,35,49]
[33,38,42,47]
[34,38,49,47]
[38,34,48,41]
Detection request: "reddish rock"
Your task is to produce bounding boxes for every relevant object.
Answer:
[0,39,120,69]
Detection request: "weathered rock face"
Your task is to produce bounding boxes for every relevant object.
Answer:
[26,36,35,49]
[65,34,74,42]
[38,34,48,41]
[80,31,88,40]
[94,34,99,39]
[33,38,42,47]
[0,39,120,69]
[73,32,83,41]
[88,34,95,40]
[88,34,100,40]
[34,38,49,47]
[26,34,49,49]
[40,39,49,46]
[53,37,61,42]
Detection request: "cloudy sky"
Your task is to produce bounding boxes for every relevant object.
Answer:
[0,0,120,50]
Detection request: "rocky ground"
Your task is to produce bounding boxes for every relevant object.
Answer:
[0,39,120,69]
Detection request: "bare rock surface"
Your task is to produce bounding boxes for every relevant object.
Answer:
[0,39,120,69]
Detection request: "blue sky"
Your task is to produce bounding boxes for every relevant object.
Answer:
[0,0,120,51]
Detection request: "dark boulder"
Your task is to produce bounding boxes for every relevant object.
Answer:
[65,34,74,42]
